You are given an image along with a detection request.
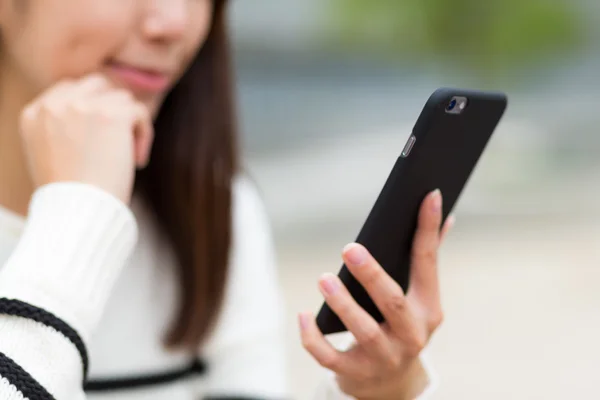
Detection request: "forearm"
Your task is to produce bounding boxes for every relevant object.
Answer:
[0,183,137,399]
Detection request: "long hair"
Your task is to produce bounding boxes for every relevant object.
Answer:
[135,0,238,349]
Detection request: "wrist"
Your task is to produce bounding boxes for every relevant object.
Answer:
[358,359,429,400]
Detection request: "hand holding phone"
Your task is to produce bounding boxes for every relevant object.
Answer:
[299,87,506,399]
[299,190,454,400]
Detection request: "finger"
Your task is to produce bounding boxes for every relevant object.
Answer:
[25,81,75,116]
[19,103,38,133]
[84,92,153,168]
[73,73,112,94]
[440,214,455,244]
[22,74,109,117]
[407,189,443,305]
[130,102,154,168]
[84,90,133,116]
[317,273,392,359]
[96,93,154,167]
[48,74,111,104]
[298,312,358,376]
[342,244,420,335]
[37,79,76,101]
[40,75,112,113]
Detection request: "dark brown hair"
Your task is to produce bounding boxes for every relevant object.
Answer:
[135,0,238,349]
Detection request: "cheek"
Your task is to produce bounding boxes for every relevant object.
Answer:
[5,12,132,92]
[44,25,131,86]
[178,2,214,76]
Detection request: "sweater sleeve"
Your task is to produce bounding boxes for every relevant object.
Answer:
[0,182,138,400]
[200,177,289,399]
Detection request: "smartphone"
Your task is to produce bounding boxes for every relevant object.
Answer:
[316,87,508,335]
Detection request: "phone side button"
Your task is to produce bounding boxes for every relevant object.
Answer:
[401,135,416,157]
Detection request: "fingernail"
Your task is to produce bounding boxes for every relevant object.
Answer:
[431,189,442,212]
[298,313,309,331]
[319,274,339,296]
[343,243,367,266]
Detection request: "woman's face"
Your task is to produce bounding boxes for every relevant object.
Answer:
[0,0,213,114]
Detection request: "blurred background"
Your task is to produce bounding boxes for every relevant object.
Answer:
[228,1,600,398]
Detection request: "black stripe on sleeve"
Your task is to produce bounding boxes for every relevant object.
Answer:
[0,298,88,380]
[204,398,286,400]
[84,359,207,392]
[0,351,55,400]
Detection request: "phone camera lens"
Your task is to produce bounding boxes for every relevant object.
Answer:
[446,98,457,111]
[446,96,468,114]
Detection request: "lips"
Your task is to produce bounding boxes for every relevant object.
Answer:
[107,62,172,94]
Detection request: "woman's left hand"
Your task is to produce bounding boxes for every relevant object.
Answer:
[299,189,454,400]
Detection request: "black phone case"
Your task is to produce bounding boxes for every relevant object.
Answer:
[316,87,508,335]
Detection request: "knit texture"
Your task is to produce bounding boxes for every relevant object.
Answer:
[0,298,88,380]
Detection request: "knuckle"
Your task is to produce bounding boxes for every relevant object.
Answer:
[413,246,438,265]
[19,105,36,129]
[360,324,383,346]
[318,354,340,370]
[359,368,377,382]
[38,101,56,115]
[426,248,439,264]
[362,265,382,287]
[385,353,403,371]
[334,300,353,318]
[36,102,60,124]
[341,300,356,315]
[66,101,85,114]
[403,333,427,357]
[44,99,72,118]
[384,292,407,315]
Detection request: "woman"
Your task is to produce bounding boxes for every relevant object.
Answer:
[0,0,452,399]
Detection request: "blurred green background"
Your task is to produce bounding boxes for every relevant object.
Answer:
[228,1,600,399]
[329,0,586,79]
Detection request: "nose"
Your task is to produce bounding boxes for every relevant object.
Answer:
[142,0,188,41]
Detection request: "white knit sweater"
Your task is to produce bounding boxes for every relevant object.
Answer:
[0,176,435,399]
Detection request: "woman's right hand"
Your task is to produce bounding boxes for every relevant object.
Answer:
[19,74,154,204]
